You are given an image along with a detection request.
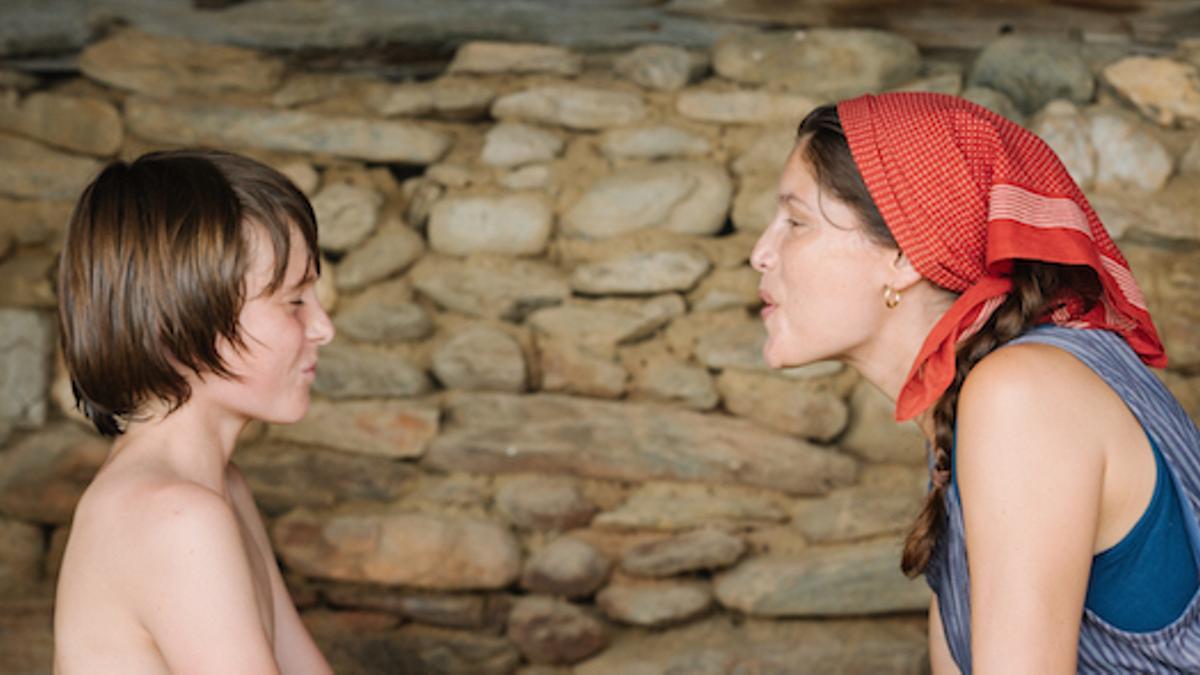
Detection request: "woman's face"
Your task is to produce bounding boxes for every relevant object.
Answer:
[751,140,897,369]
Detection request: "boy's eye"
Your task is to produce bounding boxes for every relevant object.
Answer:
[788,219,807,228]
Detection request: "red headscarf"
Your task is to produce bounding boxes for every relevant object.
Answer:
[837,92,1165,421]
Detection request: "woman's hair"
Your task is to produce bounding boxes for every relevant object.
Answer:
[796,105,1103,577]
[58,149,320,437]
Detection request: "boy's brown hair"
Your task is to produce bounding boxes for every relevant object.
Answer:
[58,149,320,436]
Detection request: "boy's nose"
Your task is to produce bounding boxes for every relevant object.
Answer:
[308,302,335,345]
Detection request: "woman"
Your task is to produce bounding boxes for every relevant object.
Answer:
[751,92,1200,673]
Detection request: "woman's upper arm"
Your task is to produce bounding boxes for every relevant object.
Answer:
[133,485,282,675]
[929,595,961,675]
[956,345,1103,675]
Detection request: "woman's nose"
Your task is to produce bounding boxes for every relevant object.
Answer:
[750,229,777,273]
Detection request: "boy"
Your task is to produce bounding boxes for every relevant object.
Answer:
[54,149,334,674]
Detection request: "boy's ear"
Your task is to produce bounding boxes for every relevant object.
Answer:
[888,248,923,293]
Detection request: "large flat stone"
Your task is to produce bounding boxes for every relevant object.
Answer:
[598,124,711,161]
[574,614,928,675]
[269,398,439,459]
[274,509,521,590]
[1104,56,1200,128]
[0,308,52,428]
[79,28,284,96]
[0,424,107,524]
[333,219,425,292]
[0,134,102,200]
[0,516,43,592]
[311,620,520,675]
[0,197,73,247]
[425,392,857,495]
[1089,108,1173,193]
[0,248,57,308]
[0,595,54,675]
[521,536,612,599]
[562,161,731,239]
[528,295,686,350]
[125,97,451,164]
[536,336,628,400]
[619,528,746,578]
[613,44,706,91]
[792,483,923,544]
[840,380,928,465]
[624,347,719,410]
[492,86,646,130]
[507,596,610,665]
[1124,244,1200,369]
[676,89,818,125]
[1093,176,1200,243]
[362,78,497,120]
[233,441,420,515]
[428,192,553,256]
[713,29,921,100]
[333,278,433,344]
[0,91,122,156]
[967,35,1094,114]
[311,339,431,399]
[480,122,564,167]
[596,578,713,627]
[448,41,583,76]
[594,481,789,531]
[714,537,930,616]
[409,254,569,321]
[311,182,383,254]
[494,474,597,532]
[432,324,528,393]
[716,368,849,442]
[570,249,711,296]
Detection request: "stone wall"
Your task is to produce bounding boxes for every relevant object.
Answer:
[0,23,1199,675]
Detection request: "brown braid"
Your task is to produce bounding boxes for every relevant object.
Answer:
[899,261,1102,577]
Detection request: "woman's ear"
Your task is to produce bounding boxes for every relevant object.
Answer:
[888,248,923,293]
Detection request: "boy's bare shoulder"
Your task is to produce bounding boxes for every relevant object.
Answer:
[73,465,242,571]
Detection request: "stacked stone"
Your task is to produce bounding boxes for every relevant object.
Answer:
[0,26,1197,675]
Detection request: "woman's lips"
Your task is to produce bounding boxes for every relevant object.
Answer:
[759,289,776,320]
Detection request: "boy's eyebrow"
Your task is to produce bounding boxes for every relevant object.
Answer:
[289,269,317,290]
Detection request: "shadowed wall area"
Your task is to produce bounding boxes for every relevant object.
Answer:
[0,1,1198,672]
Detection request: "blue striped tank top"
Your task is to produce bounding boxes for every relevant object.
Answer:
[926,325,1200,673]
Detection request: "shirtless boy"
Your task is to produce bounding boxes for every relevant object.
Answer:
[53,149,334,674]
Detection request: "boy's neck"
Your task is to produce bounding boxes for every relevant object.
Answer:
[110,398,248,494]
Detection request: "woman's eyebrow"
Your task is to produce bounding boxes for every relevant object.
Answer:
[778,192,813,211]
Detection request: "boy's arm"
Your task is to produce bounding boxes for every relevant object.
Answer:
[133,484,283,675]
[227,466,333,675]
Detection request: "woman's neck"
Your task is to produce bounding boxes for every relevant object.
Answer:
[844,279,955,445]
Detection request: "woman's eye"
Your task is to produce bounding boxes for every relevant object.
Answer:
[788,219,807,228]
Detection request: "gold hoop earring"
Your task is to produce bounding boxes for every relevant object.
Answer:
[883,285,901,309]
